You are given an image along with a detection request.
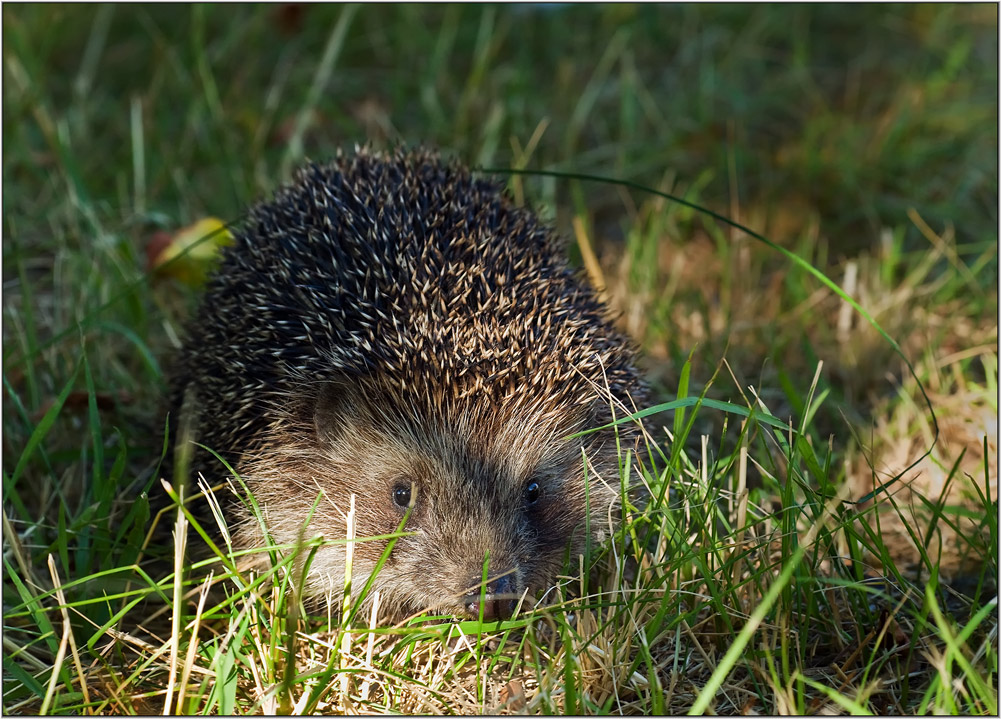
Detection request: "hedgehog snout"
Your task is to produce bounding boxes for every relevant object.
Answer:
[462,571,520,620]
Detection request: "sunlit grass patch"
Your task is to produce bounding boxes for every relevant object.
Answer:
[3,357,995,713]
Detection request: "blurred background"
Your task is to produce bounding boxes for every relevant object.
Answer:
[3,4,997,569]
[5,5,996,249]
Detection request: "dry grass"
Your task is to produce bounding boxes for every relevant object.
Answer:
[6,353,995,714]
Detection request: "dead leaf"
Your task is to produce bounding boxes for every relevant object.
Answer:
[499,679,526,712]
[147,217,233,286]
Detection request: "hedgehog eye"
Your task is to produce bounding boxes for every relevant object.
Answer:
[524,480,541,505]
[392,481,413,509]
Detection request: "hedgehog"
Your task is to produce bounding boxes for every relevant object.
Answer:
[166,147,645,621]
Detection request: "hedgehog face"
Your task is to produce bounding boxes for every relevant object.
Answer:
[233,380,619,620]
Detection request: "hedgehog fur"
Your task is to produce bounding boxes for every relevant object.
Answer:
[167,147,644,620]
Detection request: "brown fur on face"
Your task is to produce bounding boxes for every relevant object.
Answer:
[231,379,623,619]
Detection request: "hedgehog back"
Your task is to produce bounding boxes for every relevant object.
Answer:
[171,149,640,470]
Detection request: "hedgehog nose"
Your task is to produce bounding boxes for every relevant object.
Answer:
[463,574,518,621]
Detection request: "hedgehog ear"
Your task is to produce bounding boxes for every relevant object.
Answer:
[313,380,356,443]
[585,396,616,431]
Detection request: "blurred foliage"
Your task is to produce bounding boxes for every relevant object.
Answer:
[3,4,997,265]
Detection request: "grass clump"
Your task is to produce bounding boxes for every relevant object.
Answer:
[5,362,994,714]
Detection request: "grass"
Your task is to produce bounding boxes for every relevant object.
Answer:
[2,4,997,715]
